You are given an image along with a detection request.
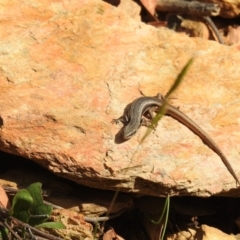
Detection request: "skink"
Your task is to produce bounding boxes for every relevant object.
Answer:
[112,93,240,185]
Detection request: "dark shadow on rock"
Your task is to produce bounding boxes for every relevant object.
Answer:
[0,116,3,128]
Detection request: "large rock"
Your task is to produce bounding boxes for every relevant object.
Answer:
[0,0,240,196]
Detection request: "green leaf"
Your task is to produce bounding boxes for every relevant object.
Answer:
[11,189,33,213]
[26,182,52,226]
[10,189,33,222]
[0,226,9,240]
[28,204,52,226]
[26,182,44,206]
[31,204,52,216]
[15,210,31,223]
[35,221,65,229]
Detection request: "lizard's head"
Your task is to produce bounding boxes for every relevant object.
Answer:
[122,124,137,140]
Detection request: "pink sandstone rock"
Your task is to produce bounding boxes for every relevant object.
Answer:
[0,0,240,196]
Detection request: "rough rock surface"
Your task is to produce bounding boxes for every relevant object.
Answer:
[0,0,240,197]
[168,225,236,240]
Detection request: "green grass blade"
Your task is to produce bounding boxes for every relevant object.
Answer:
[160,195,170,240]
[140,58,194,143]
[165,58,194,99]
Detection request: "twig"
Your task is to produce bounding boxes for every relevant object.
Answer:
[156,0,224,44]
[1,218,22,240]
[156,0,220,16]
[9,215,64,240]
[0,207,64,240]
[84,208,128,223]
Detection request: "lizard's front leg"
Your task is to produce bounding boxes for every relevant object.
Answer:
[111,103,132,125]
[141,106,160,130]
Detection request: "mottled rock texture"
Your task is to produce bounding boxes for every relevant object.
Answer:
[0,0,240,196]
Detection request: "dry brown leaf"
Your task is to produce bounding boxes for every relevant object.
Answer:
[103,228,125,240]
[140,0,157,16]
[0,184,10,208]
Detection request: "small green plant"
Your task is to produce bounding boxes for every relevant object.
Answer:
[1,182,65,239]
[144,195,170,240]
